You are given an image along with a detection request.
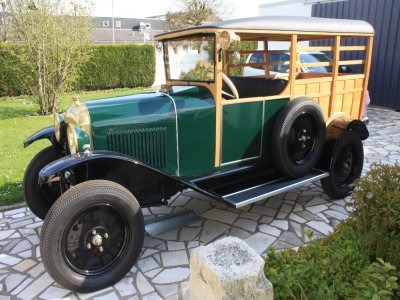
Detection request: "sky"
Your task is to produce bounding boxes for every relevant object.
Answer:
[92,0,274,19]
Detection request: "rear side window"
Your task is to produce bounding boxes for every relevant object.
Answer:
[249,53,264,69]
[267,53,289,73]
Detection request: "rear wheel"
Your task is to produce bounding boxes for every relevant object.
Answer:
[40,180,144,293]
[272,97,326,178]
[321,131,364,199]
[23,146,56,219]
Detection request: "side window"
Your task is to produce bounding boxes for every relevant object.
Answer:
[249,53,264,70]
[268,53,280,72]
[277,54,290,73]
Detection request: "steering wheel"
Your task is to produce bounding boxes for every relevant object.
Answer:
[222,73,239,100]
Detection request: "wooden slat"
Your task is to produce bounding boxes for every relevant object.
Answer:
[359,36,374,119]
[221,94,291,105]
[337,74,366,79]
[227,49,265,54]
[340,46,366,51]
[297,46,334,52]
[230,61,290,68]
[215,35,223,167]
[339,60,365,65]
[264,41,270,77]
[290,35,298,98]
[329,35,340,116]
[297,61,332,68]
[227,49,289,54]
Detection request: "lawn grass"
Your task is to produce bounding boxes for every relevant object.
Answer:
[0,87,152,206]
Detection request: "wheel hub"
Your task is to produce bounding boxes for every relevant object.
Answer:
[92,234,103,247]
[85,227,109,252]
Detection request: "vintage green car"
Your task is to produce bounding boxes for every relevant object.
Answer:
[23,16,374,292]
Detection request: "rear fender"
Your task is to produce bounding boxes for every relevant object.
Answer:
[38,151,218,206]
[318,116,369,171]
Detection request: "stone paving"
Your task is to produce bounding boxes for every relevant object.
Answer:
[0,107,399,299]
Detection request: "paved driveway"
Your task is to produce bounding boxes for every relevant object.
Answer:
[0,107,399,300]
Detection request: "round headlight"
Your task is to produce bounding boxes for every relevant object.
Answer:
[220,31,240,50]
[67,124,78,155]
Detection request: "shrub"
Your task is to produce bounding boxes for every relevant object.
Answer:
[265,163,400,299]
[350,163,400,266]
[0,43,156,96]
[265,222,370,299]
[77,44,156,91]
[0,43,34,96]
[265,223,399,299]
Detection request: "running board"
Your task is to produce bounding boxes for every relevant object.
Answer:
[220,169,329,208]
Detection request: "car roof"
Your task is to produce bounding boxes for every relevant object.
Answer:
[155,16,374,39]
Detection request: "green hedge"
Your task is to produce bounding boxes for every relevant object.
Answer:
[77,44,156,90]
[0,43,34,96]
[0,43,156,96]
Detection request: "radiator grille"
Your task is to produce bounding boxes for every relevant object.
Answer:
[107,127,167,168]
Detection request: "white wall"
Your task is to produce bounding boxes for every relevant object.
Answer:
[259,1,312,17]
[154,49,165,87]
[258,1,313,50]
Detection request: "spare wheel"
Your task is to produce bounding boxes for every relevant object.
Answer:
[271,97,326,178]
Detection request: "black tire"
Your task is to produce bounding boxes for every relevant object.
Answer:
[23,146,56,219]
[40,180,145,293]
[272,97,326,178]
[321,131,364,199]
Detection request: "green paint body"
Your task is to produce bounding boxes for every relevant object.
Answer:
[86,86,288,178]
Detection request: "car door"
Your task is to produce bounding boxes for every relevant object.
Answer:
[221,101,264,165]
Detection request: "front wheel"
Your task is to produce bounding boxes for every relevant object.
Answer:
[23,146,56,219]
[40,180,144,293]
[321,131,364,199]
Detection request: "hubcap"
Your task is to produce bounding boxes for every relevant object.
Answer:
[334,145,355,187]
[62,204,129,276]
[288,113,318,164]
[92,234,103,247]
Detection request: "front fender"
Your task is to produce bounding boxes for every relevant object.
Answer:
[39,151,173,180]
[24,126,56,148]
[38,151,221,206]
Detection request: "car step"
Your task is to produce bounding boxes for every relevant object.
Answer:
[216,169,329,208]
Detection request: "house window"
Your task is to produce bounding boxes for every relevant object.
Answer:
[115,20,121,28]
[103,20,109,27]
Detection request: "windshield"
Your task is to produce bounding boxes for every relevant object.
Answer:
[164,34,215,82]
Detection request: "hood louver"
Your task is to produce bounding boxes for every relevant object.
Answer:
[106,127,167,168]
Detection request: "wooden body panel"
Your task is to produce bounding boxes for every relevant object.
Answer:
[293,74,365,119]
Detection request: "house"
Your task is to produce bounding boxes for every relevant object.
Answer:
[92,16,167,44]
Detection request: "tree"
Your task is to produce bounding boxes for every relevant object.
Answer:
[166,0,233,30]
[0,0,13,42]
[6,0,93,115]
